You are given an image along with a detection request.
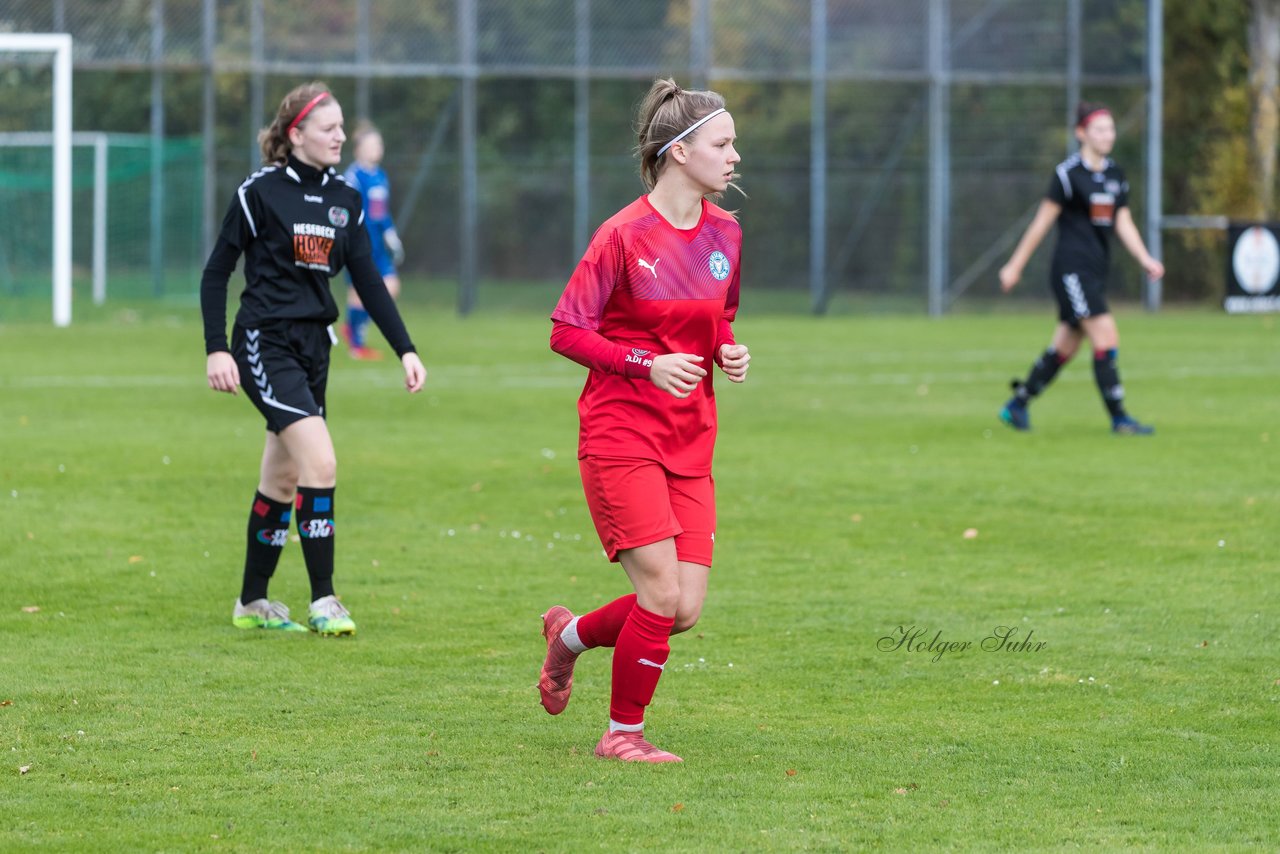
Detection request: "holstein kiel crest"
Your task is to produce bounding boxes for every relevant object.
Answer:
[328,206,350,228]
[708,250,731,281]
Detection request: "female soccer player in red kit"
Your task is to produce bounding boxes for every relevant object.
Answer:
[537,78,750,763]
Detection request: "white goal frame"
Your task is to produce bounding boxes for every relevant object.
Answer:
[0,34,72,326]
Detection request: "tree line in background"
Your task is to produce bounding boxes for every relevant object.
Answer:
[0,0,1275,302]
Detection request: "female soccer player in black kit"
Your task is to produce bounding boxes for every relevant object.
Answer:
[998,102,1164,435]
[201,82,427,635]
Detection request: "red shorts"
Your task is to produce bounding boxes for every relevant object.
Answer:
[579,456,716,567]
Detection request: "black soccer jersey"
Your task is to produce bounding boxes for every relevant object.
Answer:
[1045,153,1129,279]
[201,154,413,356]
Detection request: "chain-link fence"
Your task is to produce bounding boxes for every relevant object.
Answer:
[0,0,1167,316]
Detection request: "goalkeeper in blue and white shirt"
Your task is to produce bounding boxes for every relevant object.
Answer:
[342,122,405,359]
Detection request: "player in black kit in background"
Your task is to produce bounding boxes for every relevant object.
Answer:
[998,102,1164,435]
[200,82,427,635]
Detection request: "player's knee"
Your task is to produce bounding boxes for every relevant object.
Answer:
[264,474,297,498]
[262,463,300,497]
[640,582,681,617]
[316,456,338,484]
[656,589,682,617]
[302,453,337,485]
[672,606,702,634]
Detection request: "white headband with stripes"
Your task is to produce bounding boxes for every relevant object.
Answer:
[656,108,727,159]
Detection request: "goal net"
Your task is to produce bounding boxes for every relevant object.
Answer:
[0,35,205,325]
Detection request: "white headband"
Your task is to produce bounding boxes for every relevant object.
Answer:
[656,108,727,159]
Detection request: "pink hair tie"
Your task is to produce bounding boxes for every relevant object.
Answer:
[287,92,330,133]
[1076,108,1110,129]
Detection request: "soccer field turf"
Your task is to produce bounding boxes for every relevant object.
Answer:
[2,304,1277,850]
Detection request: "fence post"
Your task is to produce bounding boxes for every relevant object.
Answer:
[810,0,827,314]
[691,0,710,88]
[573,0,590,262]
[150,0,165,296]
[250,0,264,170]
[356,0,371,120]
[202,0,216,261]
[1066,0,1081,153]
[927,0,951,316]
[93,134,107,305]
[1146,0,1163,311]
[457,0,478,315]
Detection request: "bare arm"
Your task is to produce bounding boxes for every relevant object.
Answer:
[1113,207,1165,280]
[999,199,1063,292]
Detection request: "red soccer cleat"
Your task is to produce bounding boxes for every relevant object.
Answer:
[538,606,578,715]
[594,729,683,763]
[349,345,383,361]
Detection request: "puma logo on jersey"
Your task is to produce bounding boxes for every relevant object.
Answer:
[638,257,660,278]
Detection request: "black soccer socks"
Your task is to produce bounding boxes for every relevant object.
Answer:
[1016,347,1068,402]
[295,486,337,602]
[1092,348,1127,419]
[240,491,291,603]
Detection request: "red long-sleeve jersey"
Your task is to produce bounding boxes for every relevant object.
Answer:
[551,195,741,476]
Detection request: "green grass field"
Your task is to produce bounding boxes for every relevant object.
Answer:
[2,300,1278,850]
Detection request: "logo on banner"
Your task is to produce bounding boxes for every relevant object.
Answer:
[1232,226,1280,295]
[1225,223,1280,313]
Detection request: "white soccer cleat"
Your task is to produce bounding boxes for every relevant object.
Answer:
[308,595,357,636]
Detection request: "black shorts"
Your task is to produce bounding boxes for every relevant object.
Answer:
[1050,269,1110,326]
[231,321,333,433]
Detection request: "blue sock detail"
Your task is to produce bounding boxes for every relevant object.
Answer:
[313,496,332,513]
[348,306,370,347]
